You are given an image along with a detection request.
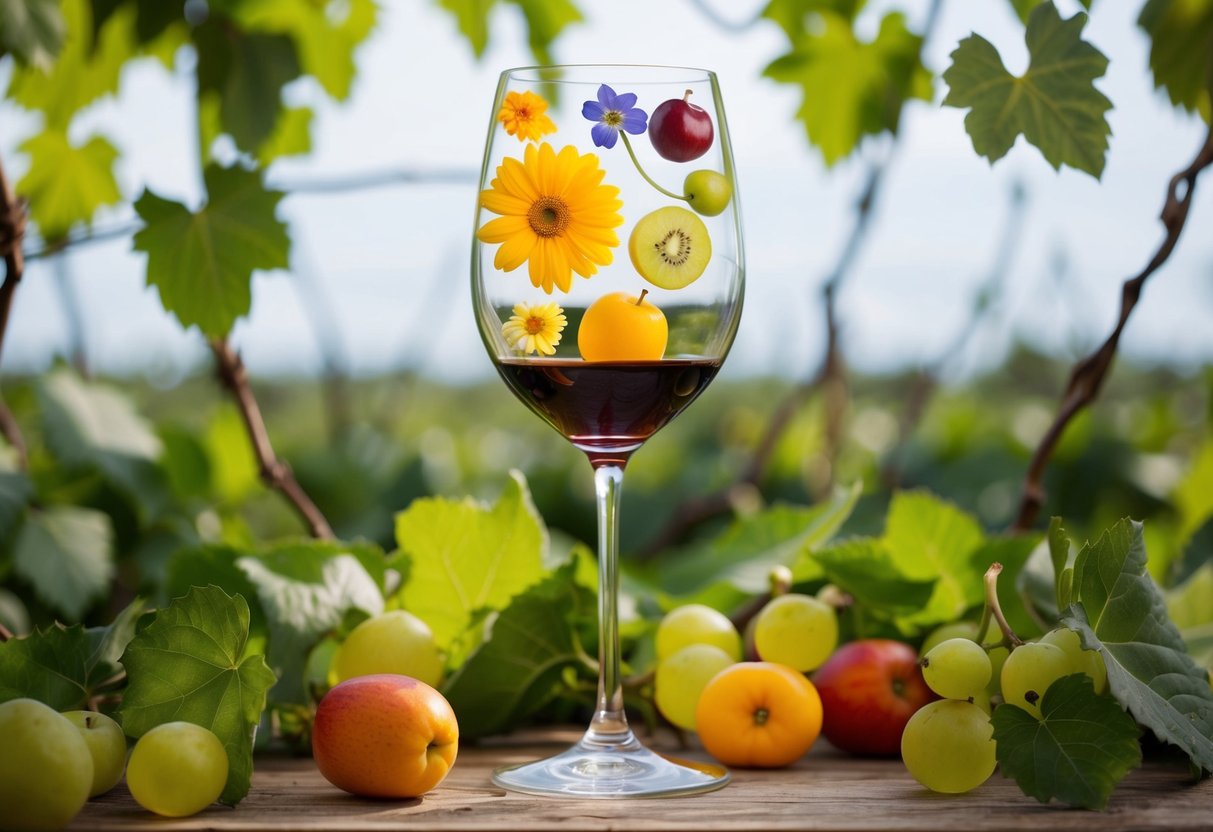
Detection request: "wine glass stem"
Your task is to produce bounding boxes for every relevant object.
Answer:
[587,462,633,744]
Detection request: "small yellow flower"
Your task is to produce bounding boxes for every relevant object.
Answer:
[498,90,557,142]
[477,142,624,294]
[502,302,567,356]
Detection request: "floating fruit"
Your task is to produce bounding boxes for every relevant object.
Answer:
[683,170,732,216]
[577,290,668,361]
[629,207,712,290]
[649,90,714,162]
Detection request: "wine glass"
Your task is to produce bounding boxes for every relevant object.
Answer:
[471,64,743,798]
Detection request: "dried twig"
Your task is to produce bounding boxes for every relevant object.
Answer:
[1011,124,1213,531]
[0,154,29,469]
[210,338,335,540]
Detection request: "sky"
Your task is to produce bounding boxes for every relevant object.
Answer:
[0,0,1210,385]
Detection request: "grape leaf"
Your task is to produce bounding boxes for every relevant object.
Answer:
[0,469,32,542]
[657,482,860,605]
[91,0,181,45]
[992,673,1141,809]
[194,21,301,153]
[396,470,547,649]
[973,534,1045,638]
[885,491,985,629]
[16,129,121,241]
[1008,0,1090,25]
[6,0,134,128]
[133,164,290,338]
[763,11,931,166]
[1173,437,1213,550]
[0,598,145,709]
[1138,0,1213,122]
[762,0,865,41]
[1059,519,1213,772]
[812,538,935,612]
[13,506,114,621]
[256,106,313,165]
[439,0,581,65]
[233,0,377,101]
[441,561,593,739]
[942,2,1112,178]
[0,0,64,67]
[120,586,276,806]
[1167,563,1213,668]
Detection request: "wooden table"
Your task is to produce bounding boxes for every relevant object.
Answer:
[70,728,1212,831]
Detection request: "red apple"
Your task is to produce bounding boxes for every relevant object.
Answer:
[649,90,714,162]
[811,639,935,756]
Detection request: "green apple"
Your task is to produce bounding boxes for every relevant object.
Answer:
[683,169,733,217]
[0,698,94,830]
[332,610,444,687]
[126,722,228,817]
[63,710,128,797]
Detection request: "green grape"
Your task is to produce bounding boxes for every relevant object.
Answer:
[1000,641,1071,718]
[656,604,743,661]
[333,610,445,687]
[1041,627,1107,694]
[127,722,228,817]
[654,644,734,730]
[0,699,93,831]
[921,638,992,700]
[920,621,979,657]
[753,593,838,672]
[987,644,1009,696]
[900,699,996,793]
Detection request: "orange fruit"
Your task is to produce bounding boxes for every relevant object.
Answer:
[577,291,668,361]
[694,661,822,768]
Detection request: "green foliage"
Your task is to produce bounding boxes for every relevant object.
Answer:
[1059,520,1213,772]
[1138,0,1213,122]
[440,0,582,64]
[14,507,114,620]
[943,2,1112,178]
[395,470,547,649]
[120,586,276,806]
[0,469,32,542]
[442,559,594,739]
[761,0,864,40]
[133,165,290,338]
[16,130,120,241]
[992,673,1141,810]
[763,11,931,166]
[0,0,64,66]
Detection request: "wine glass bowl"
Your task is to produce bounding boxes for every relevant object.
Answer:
[472,64,743,798]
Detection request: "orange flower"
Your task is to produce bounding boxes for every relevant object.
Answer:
[477,143,623,294]
[497,90,557,142]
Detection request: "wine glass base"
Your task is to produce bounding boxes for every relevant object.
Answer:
[491,731,730,799]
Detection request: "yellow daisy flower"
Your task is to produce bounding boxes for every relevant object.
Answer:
[501,301,567,356]
[497,90,557,142]
[477,142,624,294]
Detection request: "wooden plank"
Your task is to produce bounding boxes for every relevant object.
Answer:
[69,728,1212,831]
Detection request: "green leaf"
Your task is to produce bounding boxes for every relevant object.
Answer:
[133,164,290,338]
[656,482,860,603]
[441,561,593,739]
[763,11,931,166]
[1167,563,1213,668]
[1048,516,1075,610]
[812,538,935,612]
[92,0,181,45]
[1174,437,1213,550]
[992,673,1141,809]
[396,471,547,650]
[885,491,986,629]
[762,0,865,41]
[439,0,495,57]
[972,534,1044,638]
[0,0,64,67]
[438,0,580,65]
[120,586,276,806]
[942,2,1112,178]
[85,597,148,683]
[233,0,377,101]
[6,0,135,128]
[1009,0,1090,24]
[256,106,313,165]
[0,624,90,709]
[16,129,121,241]
[14,506,114,621]
[1138,0,1213,122]
[0,469,32,542]
[1059,519,1213,772]
[204,404,261,502]
[194,22,302,153]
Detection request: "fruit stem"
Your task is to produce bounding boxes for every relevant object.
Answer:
[619,133,690,202]
[683,89,693,103]
[636,289,649,306]
[983,562,1024,649]
[0,622,11,642]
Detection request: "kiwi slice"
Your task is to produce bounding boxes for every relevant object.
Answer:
[628,206,712,290]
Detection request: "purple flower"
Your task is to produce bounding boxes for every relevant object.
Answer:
[581,84,648,149]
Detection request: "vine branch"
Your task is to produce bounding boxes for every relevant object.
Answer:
[1011,123,1213,532]
[210,338,334,540]
[0,153,29,469]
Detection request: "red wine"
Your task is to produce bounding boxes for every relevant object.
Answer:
[495,358,720,464]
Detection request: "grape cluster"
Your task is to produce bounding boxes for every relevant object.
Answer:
[901,624,1110,794]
